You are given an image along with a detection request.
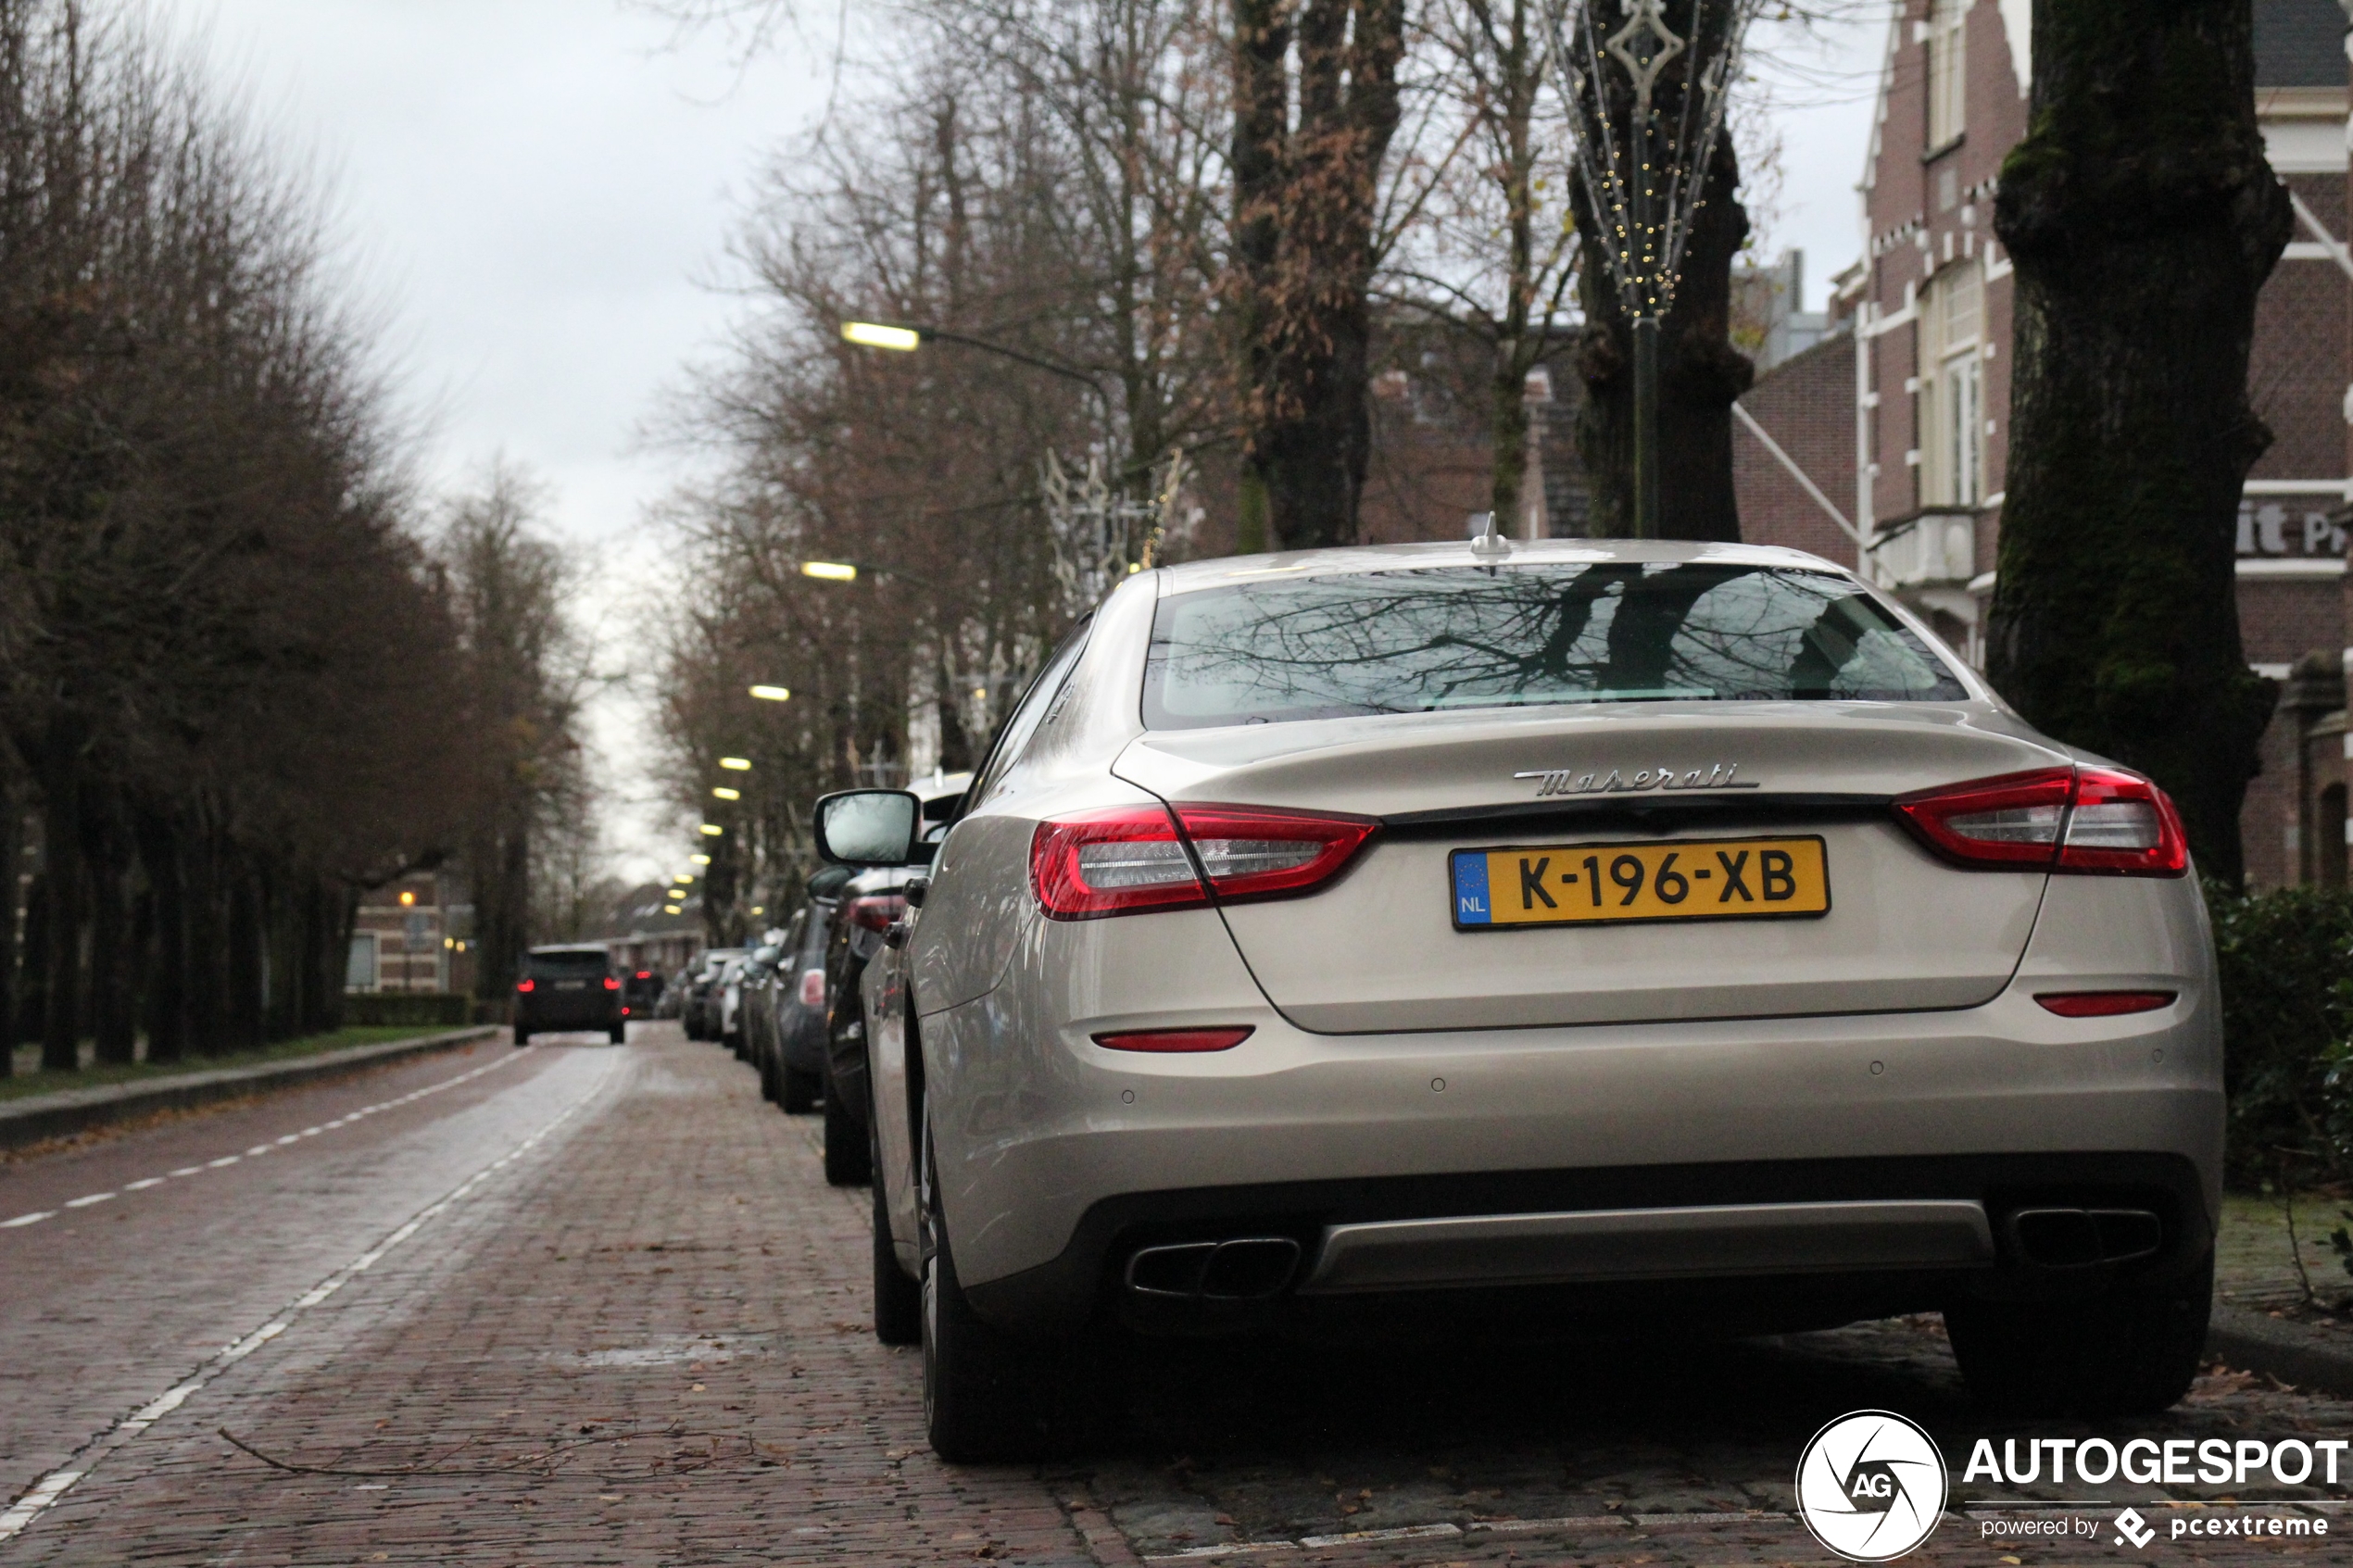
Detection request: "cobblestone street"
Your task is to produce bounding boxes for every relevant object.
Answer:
[5,1025,2353,1565]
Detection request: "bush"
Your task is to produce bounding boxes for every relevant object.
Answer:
[2210,881,2353,1185]
[340,992,474,1030]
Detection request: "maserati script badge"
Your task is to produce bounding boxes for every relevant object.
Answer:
[1514,762,1761,798]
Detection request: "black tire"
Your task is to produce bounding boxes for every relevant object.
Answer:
[1945,1253,2213,1417]
[607,1025,625,1044]
[783,1065,821,1115]
[758,1049,781,1103]
[824,1077,871,1186]
[921,1138,1088,1461]
[513,1031,531,1047]
[874,1156,922,1347]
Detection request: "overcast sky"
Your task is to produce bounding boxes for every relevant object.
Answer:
[150,0,1888,887]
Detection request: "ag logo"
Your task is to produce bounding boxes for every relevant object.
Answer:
[1793,1410,1948,1562]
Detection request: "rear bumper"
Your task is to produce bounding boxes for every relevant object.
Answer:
[963,1150,2214,1338]
[517,997,621,1032]
[932,985,2222,1331]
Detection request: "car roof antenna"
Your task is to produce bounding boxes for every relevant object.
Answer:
[1468,510,1511,559]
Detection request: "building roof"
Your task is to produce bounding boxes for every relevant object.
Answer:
[2257,0,2347,88]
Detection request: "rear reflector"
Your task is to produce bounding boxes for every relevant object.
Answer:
[1894,766,2187,877]
[1034,804,1378,920]
[2036,991,2178,1018]
[799,969,826,1009]
[1092,1026,1255,1052]
[603,976,622,990]
[515,979,535,994]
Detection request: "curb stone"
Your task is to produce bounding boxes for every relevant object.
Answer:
[2207,1305,2353,1399]
[0,1026,501,1152]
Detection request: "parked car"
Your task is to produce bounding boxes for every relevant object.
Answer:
[621,966,664,1020]
[827,538,2223,1460]
[736,935,789,1069]
[819,772,970,1183]
[716,955,759,1055]
[512,944,625,1046]
[682,947,744,1040]
[755,871,853,1114]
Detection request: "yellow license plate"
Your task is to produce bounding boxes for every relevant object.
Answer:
[1450,836,1831,928]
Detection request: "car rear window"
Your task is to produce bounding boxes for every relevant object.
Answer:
[526,949,610,977]
[1142,562,1967,729]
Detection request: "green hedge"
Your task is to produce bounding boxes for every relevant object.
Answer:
[340,992,474,1029]
[2211,883,2353,1185]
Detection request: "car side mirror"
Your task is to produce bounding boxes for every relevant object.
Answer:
[814,789,924,867]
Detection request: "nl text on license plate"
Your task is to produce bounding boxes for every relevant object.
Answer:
[1450,836,1831,929]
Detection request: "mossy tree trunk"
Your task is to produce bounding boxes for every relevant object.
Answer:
[1987,0,2290,886]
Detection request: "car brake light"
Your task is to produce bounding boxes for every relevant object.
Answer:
[603,976,622,990]
[515,979,535,993]
[1892,766,2186,877]
[799,969,825,1008]
[1092,1026,1254,1052]
[847,895,906,932]
[635,970,651,979]
[2036,991,2178,1017]
[1031,804,1378,920]
[621,1007,631,1016]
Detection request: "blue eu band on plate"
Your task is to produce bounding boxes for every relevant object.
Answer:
[1452,835,1831,928]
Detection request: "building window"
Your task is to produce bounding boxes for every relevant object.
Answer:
[1918,259,1983,507]
[346,932,380,993]
[1926,0,1967,149]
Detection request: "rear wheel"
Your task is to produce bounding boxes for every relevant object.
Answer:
[920,1135,1088,1461]
[607,1025,625,1044]
[783,1065,820,1115]
[874,1152,921,1346]
[513,1031,531,1047]
[1945,1254,2212,1416]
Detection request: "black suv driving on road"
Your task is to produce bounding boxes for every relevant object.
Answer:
[513,944,624,1045]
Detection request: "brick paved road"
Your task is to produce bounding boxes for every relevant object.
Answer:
[5,1023,2352,1565]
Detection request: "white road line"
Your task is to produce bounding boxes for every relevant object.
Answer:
[62,1194,115,1209]
[0,1055,614,1546]
[0,1051,526,1233]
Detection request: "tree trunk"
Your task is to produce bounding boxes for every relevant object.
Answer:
[1228,0,1406,552]
[1573,118,1752,541]
[0,771,16,1076]
[38,752,83,1073]
[184,824,227,1056]
[226,860,264,1052]
[134,809,187,1064]
[16,872,47,1051]
[1986,0,2290,887]
[80,788,135,1065]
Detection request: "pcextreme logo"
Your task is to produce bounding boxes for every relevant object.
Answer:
[1794,1411,1948,1562]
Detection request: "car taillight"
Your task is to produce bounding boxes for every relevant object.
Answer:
[2036,991,2178,1018]
[635,971,651,979]
[603,976,621,990]
[848,895,906,932]
[1092,1026,1254,1052]
[799,969,825,1008]
[515,979,535,993]
[1031,803,1378,920]
[1892,766,2186,877]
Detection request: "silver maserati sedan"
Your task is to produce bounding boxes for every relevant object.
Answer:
[815,538,2220,1461]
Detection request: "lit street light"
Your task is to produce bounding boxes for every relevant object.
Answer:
[799,560,858,582]
[699,823,724,837]
[719,758,751,771]
[749,684,789,702]
[691,853,711,866]
[712,786,741,801]
[841,320,922,352]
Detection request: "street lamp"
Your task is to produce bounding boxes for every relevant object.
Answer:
[699,823,724,837]
[749,684,789,702]
[712,786,741,801]
[1556,0,1762,537]
[691,853,711,866]
[800,560,858,583]
[839,319,1111,420]
[719,758,751,771]
[841,320,923,352]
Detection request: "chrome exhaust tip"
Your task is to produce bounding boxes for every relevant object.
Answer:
[2004,1207,2162,1269]
[1126,1237,1302,1300]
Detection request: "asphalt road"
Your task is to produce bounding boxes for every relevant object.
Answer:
[0,1023,2347,1565]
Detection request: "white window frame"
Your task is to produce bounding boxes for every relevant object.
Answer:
[1926,0,1968,149]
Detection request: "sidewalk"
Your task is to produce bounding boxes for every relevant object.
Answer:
[0,1027,499,1152]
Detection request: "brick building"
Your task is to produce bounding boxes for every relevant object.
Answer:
[1736,0,2353,888]
[346,872,475,994]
